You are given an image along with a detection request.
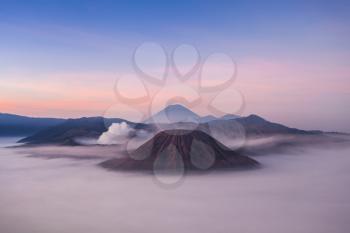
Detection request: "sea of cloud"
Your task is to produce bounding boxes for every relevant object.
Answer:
[0,137,350,233]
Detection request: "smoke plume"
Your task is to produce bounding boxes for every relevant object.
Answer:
[97,122,134,145]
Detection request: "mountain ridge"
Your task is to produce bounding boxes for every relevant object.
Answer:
[2,104,328,145]
[0,113,65,136]
[144,104,239,123]
[17,117,153,145]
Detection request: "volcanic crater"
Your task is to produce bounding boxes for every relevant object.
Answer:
[100,129,259,173]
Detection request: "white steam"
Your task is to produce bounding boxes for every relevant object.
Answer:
[97,122,134,145]
[97,122,151,145]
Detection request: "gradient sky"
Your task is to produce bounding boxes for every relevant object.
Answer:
[0,0,350,132]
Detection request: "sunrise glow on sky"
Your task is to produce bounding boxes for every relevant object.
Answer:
[0,1,349,132]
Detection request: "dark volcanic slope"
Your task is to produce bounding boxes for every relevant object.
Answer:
[100,129,259,172]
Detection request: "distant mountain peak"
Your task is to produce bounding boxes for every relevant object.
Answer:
[164,104,189,109]
[246,114,266,121]
[145,104,200,123]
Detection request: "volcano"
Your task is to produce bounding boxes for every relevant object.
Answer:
[100,129,259,172]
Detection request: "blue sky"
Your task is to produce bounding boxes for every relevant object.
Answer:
[0,0,350,132]
[1,0,349,68]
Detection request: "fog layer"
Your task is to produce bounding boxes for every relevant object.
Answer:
[1,138,350,233]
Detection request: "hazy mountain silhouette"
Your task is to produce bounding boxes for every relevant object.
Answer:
[100,129,259,172]
[145,104,239,123]
[221,114,239,120]
[144,104,200,123]
[0,113,64,136]
[199,114,317,137]
[199,115,217,122]
[15,104,324,145]
[18,117,152,145]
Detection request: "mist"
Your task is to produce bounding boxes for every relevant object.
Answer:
[1,138,350,233]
